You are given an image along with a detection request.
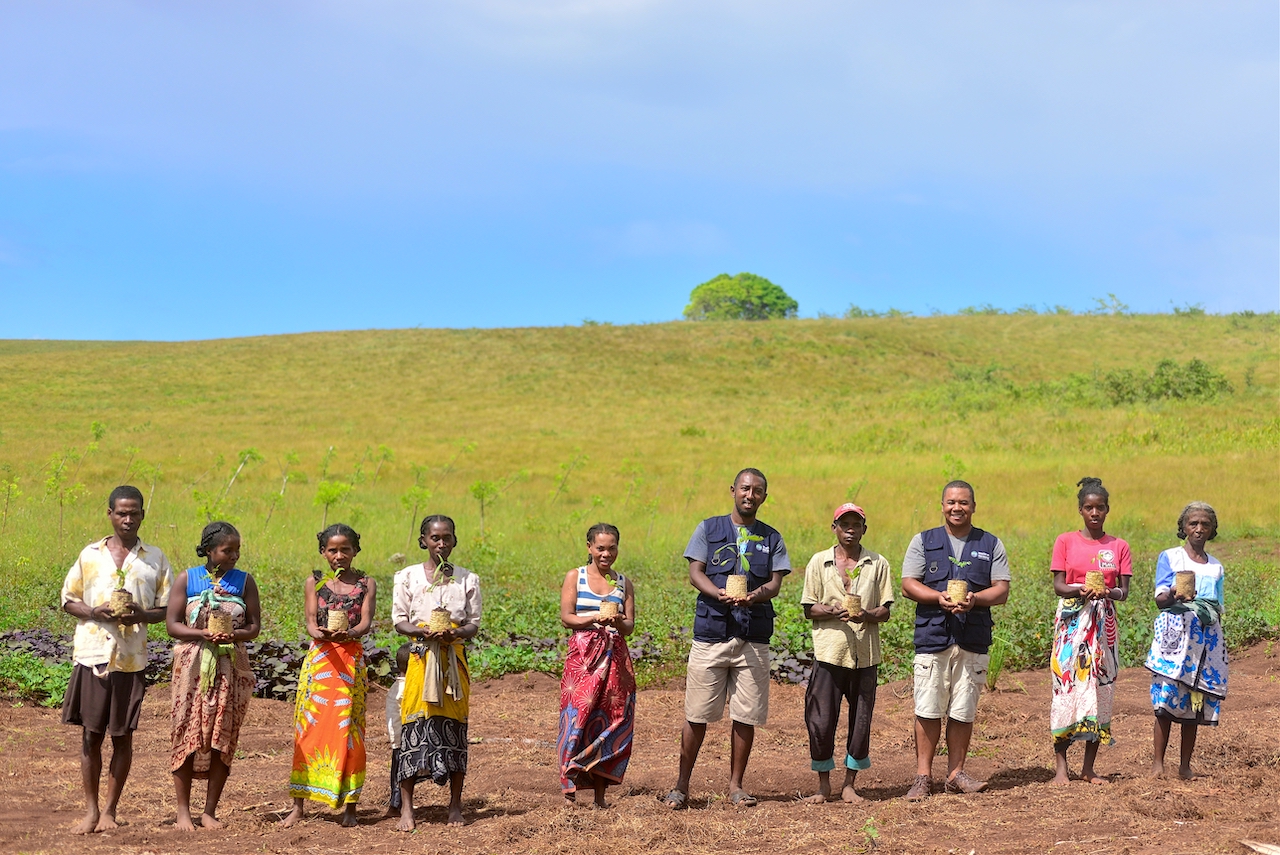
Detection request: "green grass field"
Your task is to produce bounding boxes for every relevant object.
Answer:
[1,312,1276,685]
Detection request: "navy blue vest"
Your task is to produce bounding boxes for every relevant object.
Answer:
[693,515,784,644]
[913,526,998,654]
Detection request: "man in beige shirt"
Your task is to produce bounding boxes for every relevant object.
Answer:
[60,486,172,834]
[799,502,893,803]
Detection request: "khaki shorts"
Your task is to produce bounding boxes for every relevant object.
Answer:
[684,639,771,726]
[913,646,988,723]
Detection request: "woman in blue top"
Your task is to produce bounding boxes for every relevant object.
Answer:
[1144,502,1227,779]
[165,522,261,831]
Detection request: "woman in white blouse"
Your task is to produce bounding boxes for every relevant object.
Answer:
[391,515,482,830]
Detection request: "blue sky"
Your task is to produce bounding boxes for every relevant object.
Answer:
[2,1,1276,340]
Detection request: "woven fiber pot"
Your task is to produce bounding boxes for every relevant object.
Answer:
[1174,571,1197,600]
[1084,570,1107,596]
[725,575,748,599]
[428,608,452,633]
[843,594,863,615]
[946,580,969,604]
[326,610,349,633]
[208,610,234,636]
[598,601,620,619]
[109,589,134,618]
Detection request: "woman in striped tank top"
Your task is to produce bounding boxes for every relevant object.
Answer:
[557,523,637,807]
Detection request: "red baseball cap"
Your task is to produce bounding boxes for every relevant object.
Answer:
[832,502,866,522]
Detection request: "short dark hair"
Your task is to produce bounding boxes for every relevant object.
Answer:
[196,521,240,558]
[1176,502,1218,541]
[419,514,456,538]
[586,522,620,544]
[1076,476,1109,507]
[734,468,768,491]
[108,485,144,510]
[317,523,362,554]
[942,480,975,501]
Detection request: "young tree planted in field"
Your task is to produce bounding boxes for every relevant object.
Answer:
[683,272,798,321]
[0,468,19,533]
[549,450,587,505]
[263,451,301,529]
[314,480,352,528]
[134,460,162,513]
[220,447,264,504]
[371,444,394,485]
[400,463,432,549]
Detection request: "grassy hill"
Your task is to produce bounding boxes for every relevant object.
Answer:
[1,312,1276,683]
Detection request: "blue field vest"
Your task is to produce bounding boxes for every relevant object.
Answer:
[693,515,784,644]
[913,526,998,655]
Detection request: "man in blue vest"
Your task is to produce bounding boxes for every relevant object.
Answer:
[663,468,790,809]
[900,480,1010,800]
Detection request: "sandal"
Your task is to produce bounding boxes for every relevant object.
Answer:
[729,791,758,807]
[662,789,688,809]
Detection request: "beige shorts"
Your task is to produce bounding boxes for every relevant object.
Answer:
[913,646,988,723]
[684,639,771,726]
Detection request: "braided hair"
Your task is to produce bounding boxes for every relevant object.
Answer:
[196,521,240,558]
[419,514,456,538]
[317,523,361,554]
[586,522,620,544]
[1076,477,1109,507]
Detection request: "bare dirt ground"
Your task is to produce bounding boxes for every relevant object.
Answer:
[1,643,1277,855]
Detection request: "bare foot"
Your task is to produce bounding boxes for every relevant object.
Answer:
[175,815,196,832]
[564,794,577,807]
[72,813,100,834]
[592,797,608,809]
[801,792,830,804]
[280,806,304,828]
[340,806,358,828]
[93,813,119,833]
[201,813,225,829]
[1051,773,1071,787]
[396,807,416,832]
[446,805,465,827]
[841,785,865,804]
[1081,773,1109,785]
[1178,767,1196,780]
[1150,762,1165,778]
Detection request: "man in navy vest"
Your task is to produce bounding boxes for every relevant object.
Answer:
[900,480,1010,800]
[663,468,790,809]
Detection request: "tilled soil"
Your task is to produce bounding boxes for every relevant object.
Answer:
[1,643,1276,854]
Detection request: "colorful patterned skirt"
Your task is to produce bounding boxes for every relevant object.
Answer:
[1050,597,1118,746]
[397,640,470,787]
[170,640,254,776]
[1146,609,1228,725]
[289,640,367,806]
[557,628,636,793]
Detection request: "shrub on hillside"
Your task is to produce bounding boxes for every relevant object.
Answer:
[1102,358,1232,404]
[684,273,798,321]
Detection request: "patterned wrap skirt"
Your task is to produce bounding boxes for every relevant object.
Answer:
[1050,597,1118,746]
[557,628,636,793]
[1146,607,1228,725]
[170,639,254,776]
[289,639,367,806]
[397,640,470,787]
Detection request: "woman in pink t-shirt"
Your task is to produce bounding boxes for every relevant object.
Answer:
[1049,477,1132,786]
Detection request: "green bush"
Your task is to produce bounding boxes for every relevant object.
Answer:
[1103,358,1232,404]
[0,649,72,707]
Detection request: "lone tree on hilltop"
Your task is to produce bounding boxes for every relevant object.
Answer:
[683,272,798,321]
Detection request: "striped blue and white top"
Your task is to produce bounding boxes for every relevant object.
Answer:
[574,565,626,614]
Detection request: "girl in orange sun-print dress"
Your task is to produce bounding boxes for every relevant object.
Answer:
[282,523,377,828]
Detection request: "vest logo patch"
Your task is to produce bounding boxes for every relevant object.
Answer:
[757,544,771,554]
[972,551,991,561]
[1097,549,1116,570]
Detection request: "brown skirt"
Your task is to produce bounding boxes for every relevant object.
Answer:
[61,664,147,737]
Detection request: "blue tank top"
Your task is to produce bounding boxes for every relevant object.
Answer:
[186,565,248,598]
[574,566,625,614]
